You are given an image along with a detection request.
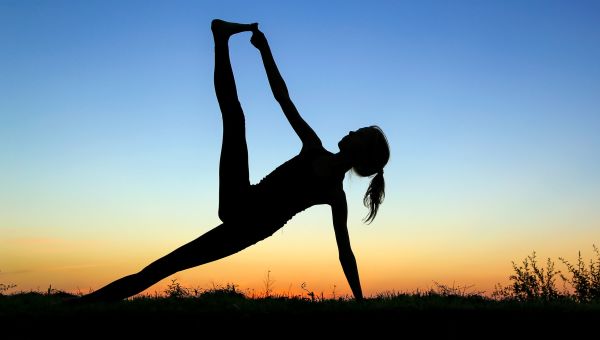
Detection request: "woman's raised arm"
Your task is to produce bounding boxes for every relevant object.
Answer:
[251,29,322,150]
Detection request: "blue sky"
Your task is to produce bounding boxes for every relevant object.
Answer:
[1,0,599,294]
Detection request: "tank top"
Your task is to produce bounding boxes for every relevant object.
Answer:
[247,146,343,233]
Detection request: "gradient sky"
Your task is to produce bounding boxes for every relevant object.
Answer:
[1,0,599,297]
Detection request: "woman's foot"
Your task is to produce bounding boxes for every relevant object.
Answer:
[211,19,258,40]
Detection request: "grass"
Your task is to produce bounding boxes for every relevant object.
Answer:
[1,291,597,334]
[2,283,599,337]
[2,246,600,337]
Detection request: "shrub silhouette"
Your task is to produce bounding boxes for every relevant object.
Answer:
[0,283,17,296]
[513,252,561,302]
[493,251,562,302]
[164,278,190,299]
[560,245,600,303]
[494,246,600,303]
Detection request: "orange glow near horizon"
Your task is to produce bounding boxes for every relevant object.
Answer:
[3,217,598,298]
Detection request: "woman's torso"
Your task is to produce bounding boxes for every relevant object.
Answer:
[247,146,344,229]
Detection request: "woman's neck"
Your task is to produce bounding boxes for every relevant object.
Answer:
[329,151,353,175]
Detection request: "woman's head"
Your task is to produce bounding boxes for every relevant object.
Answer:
[338,125,390,223]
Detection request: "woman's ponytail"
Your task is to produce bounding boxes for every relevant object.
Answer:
[363,169,385,224]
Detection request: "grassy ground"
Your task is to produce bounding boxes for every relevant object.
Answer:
[1,290,599,338]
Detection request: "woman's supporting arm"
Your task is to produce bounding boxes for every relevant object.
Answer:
[331,190,364,300]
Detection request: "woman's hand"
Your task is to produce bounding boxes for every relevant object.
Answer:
[251,29,268,50]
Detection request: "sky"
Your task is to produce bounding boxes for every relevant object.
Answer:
[1,0,599,298]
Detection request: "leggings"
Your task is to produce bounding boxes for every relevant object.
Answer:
[77,29,260,303]
[214,34,251,222]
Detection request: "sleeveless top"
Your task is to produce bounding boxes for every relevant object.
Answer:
[245,145,343,237]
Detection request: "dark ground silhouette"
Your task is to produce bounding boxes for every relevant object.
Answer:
[5,291,600,338]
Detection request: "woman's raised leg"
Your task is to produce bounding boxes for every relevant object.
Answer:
[212,19,257,222]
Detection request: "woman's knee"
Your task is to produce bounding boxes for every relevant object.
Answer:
[218,189,249,222]
[218,204,237,223]
[218,200,248,223]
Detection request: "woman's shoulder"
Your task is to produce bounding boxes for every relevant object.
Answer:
[300,142,330,156]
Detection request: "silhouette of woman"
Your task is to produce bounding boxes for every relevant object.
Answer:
[79,19,390,302]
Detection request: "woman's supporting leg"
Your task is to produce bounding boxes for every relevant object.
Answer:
[212,19,257,222]
[78,222,258,302]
